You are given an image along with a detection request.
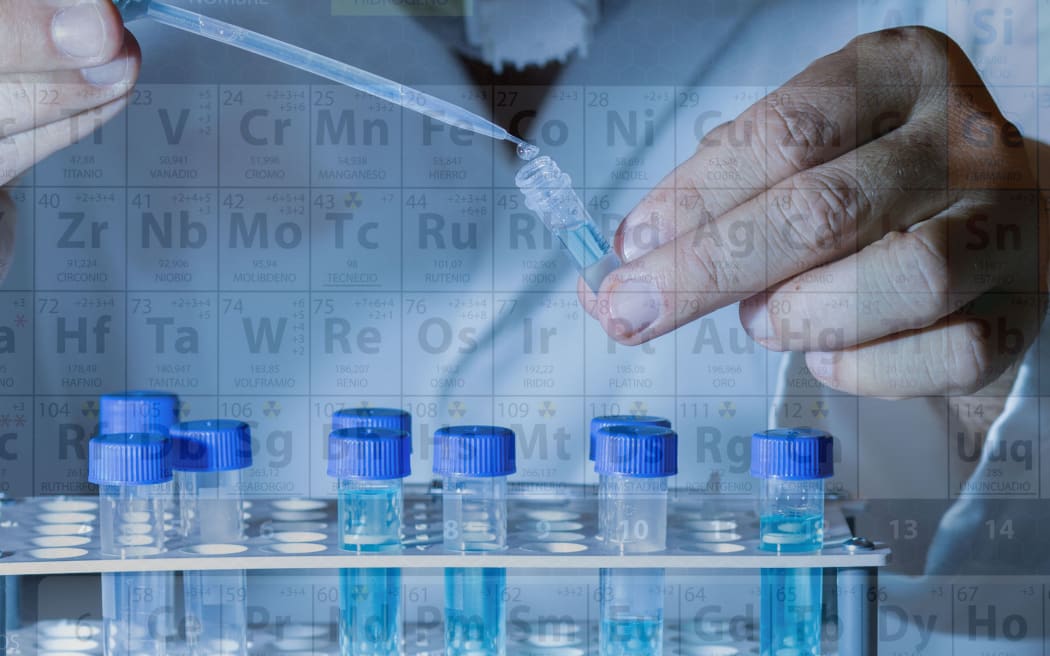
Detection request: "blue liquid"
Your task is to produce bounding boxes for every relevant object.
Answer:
[340,568,401,656]
[558,224,620,291]
[444,568,505,655]
[339,486,402,552]
[102,571,173,655]
[760,513,823,553]
[761,568,822,656]
[183,569,247,656]
[601,617,663,656]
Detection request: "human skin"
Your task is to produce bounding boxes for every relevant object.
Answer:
[581,27,1048,414]
[0,0,140,279]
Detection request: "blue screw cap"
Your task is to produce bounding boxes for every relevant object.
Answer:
[328,428,411,480]
[333,407,413,461]
[589,415,671,461]
[433,426,516,478]
[170,420,253,472]
[750,428,834,480]
[89,433,172,486]
[99,391,179,436]
[594,425,678,477]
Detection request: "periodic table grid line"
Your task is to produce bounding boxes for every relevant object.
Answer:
[0,78,1042,502]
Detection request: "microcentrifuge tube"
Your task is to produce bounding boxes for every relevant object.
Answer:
[516,156,621,292]
[751,428,835,656]
[89,433,174,656]
[434,426,516,656]
[171,420,253,656]
[328,426,411,655]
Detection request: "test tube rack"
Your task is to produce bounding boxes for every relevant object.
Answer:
[0,485,889,655]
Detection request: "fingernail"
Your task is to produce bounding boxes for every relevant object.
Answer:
[52,3,107,60]
[740,300,776,343]
[620,212,662,262]
[81,52,128,86]
[608,279,661,337]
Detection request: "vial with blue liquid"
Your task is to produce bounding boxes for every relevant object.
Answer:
[89,433,174,656]
[751,428,834,656]
[434,425,516,656]
[171,420,253,656]
[594,424,677,656]
[516,156,621,291]
[329,425,411,655]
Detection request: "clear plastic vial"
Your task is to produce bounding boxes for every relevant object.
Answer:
[589,416,672,544]
[89,433,174,656]
[751,428,834,656]
[170,420,253,656]
[329,427,411,656]
[434,426,516,656]
[594,425,677,656]
[516,156,621,291]
[595,425,677,553]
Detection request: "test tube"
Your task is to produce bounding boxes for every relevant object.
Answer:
[594,424,677,656]
[89,433,174,656]
[98,391,179,645]
[589,415,671,544]
[751,428,834,656]
[434,426,516,656]
[170,420,252,656]
[328,426,411,656]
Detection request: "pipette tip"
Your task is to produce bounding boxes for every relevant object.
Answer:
[516,142,540,161]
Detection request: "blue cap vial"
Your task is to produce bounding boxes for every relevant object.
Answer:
[750,428,834,480]
[88,433,173,486]
[99,391,179,436]
[594,425,678,478]
[170,420,253,472]
[328,427,411,480]
[589,415,672,461]
[433,426,516,478]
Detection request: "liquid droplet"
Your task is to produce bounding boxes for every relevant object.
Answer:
[517,142,540,161]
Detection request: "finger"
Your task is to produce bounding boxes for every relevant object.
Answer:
[614,27,949,262]
[0,35,139,138]
[739,191,1039,351]
[0,92,131,186]
[592,120,951,344]
[0,0,126,74]
[805,292,1045,398]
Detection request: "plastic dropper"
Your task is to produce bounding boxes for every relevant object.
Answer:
[113,0,539,159]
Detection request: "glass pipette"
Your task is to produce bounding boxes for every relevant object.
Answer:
[112,0,536,156]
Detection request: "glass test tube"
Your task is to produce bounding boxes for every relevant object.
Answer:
[99,391,180,646]
[89,433,174,656]
[171,420,253,656]
[751,428,834,656]
[329,426,411,655]
[594,424,677,656]
[434,426,516,656]
[589,415,672,543]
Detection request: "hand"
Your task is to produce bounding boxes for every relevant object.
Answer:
[0,1,139,279]
[0,0,138,184]
[582,27,1046,399]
